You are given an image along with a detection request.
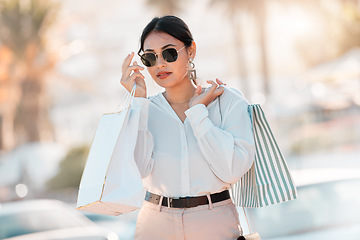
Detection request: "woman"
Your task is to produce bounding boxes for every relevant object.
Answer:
[120,15,255,240]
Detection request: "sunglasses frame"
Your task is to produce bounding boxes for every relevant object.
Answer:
[139,45,186,67]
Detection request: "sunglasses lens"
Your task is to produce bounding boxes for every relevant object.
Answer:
[141,53,157,67]
[141,47,180,67]
[162,48,178,63]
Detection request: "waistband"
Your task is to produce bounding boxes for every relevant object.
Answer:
[144,190,230,209]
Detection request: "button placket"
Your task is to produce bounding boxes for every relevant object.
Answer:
[180,125,190,196]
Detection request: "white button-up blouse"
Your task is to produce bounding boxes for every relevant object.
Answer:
[132,87,255,198]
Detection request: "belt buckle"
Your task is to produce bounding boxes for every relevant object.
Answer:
[168,197,180,208]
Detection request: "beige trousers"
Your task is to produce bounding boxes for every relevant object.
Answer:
[135,198,242,240]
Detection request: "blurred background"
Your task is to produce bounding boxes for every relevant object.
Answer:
[0,0,359,239]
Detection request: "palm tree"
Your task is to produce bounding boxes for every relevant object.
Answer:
[0,0,59,145]
[278,0,360,66]
[210,0,269,98]
[326,1,360,57]
[146,0,182,15]
[211,0,360,98]
[0,46,16,150]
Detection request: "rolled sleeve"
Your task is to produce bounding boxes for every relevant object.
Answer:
[184,92,255,184]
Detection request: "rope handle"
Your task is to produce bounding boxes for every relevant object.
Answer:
[240,178,252,234]
[242,206,252,233]
[116,83,137,112]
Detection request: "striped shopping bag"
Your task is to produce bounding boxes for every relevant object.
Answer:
[231,104,297,208]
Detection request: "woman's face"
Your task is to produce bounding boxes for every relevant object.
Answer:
[143,31,195,89]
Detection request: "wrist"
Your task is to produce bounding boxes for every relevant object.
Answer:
[134,90,146,98]
[190,100,208,108]
[189,102,205,108]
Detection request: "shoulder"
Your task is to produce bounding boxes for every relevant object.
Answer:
[216,86,250,117]
[219,86,250,107]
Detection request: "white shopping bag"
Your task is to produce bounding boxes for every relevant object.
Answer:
[76,85,144,215]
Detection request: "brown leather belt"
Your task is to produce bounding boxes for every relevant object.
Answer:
[144,190,230,208]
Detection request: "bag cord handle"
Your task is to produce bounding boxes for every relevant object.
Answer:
[241,178,252,233]
[218,91,253,234]
[242,206,252,233]
[117,83,137,112]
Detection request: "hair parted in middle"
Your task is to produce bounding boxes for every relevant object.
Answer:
[138,15,194,55]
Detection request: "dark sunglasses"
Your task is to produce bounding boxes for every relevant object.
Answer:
[139,45,186,67]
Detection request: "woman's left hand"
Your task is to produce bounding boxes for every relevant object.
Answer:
[189,78,225,108]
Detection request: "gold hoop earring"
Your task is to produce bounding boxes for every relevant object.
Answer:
[188,57,197,83]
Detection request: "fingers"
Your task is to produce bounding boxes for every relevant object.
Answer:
[190,79,224,107]
[206,79,224,97]
[129,71,145,82]
[208,79,225,87]
[206,80,220,92]
[120,53,147,97]
[122,52,144,73]
[216,78,226,86]
[124,62,144,77]
[133,61,140,73]
[121,53,145,88]
[131,61,145,80]
[122,52,134,72]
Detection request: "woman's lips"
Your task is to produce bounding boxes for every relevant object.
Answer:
[157,71,172,79]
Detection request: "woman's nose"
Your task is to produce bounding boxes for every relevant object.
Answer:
[155,54,166,68]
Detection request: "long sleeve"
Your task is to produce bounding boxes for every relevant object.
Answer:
[184,93,255,184]
[132,97,154,178]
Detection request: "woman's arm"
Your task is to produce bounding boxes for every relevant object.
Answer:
[120,52,154,178]
[185,90,255,184]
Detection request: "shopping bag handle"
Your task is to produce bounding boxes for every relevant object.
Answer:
[117,83,137,112]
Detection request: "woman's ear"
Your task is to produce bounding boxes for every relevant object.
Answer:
[188,41,196,59]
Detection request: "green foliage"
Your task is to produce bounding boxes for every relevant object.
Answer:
[47,145,90,191]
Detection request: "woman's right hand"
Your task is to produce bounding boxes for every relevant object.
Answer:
[120,52,147,98]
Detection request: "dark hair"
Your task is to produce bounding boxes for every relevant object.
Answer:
[138,16,194,55]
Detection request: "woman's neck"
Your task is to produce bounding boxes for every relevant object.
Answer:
[163,80,196,105]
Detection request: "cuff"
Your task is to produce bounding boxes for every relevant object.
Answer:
[185,104,213,138]
[132,97,150,131]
